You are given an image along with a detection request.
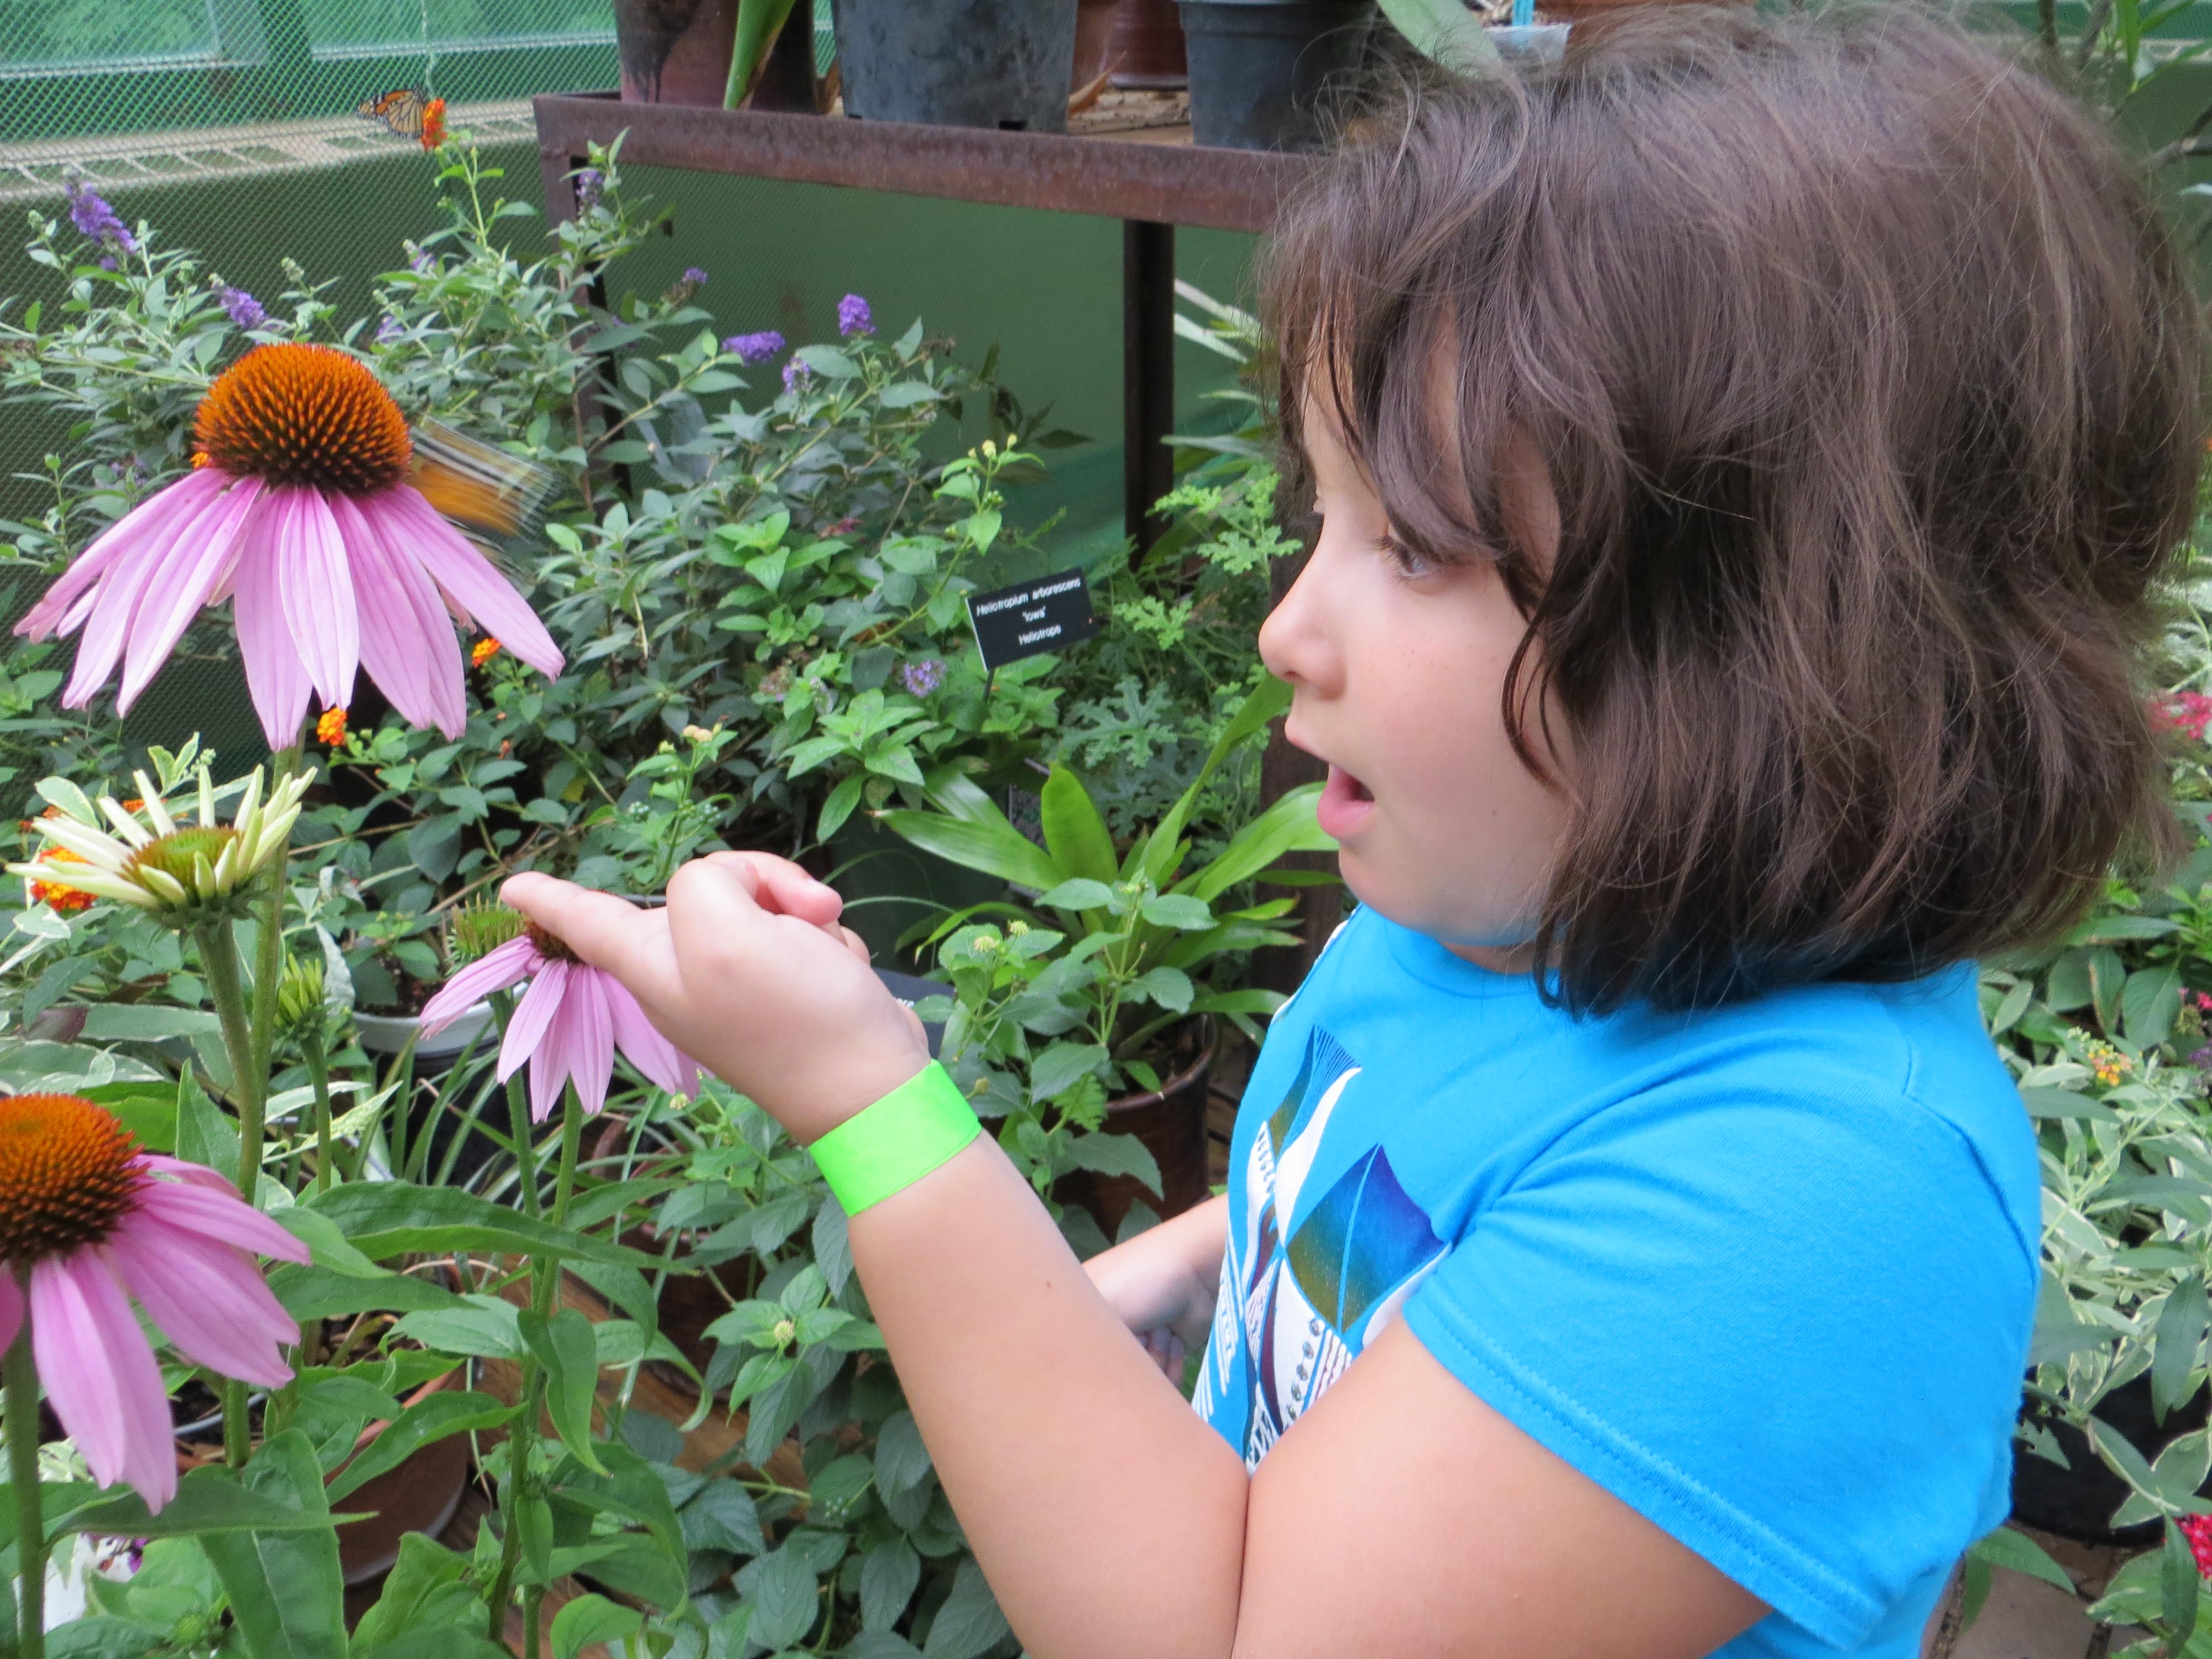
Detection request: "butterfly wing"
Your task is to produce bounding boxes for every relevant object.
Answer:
[356,88,428,138]
[408,421,559,539]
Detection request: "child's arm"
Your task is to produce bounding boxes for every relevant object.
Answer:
[505,858,1768,1659]
[1085,1191,1227,1378]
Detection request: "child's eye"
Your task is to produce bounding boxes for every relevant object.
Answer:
[1376,531,1434,579]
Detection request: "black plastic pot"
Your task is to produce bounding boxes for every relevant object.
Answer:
[1178,0,1375,152]
[830,0,1082,134]
[2012,1374,2210,1543]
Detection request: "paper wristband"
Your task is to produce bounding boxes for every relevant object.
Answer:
[808,1063,982,1215]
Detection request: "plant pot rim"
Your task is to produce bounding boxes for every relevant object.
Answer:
[353,1000,493,1058]
[1107,1014,1216,1113]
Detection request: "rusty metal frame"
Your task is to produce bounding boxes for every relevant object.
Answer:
[530,93,1313,551]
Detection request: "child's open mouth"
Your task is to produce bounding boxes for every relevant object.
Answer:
[1317,764,1375,839]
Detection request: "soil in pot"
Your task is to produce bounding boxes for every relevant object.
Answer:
[2012,1373,2211,1543]
[1178,0,1376,152]
[831,0,1082,133]
[617,0,740,105]
[1058,1019,1217,1236]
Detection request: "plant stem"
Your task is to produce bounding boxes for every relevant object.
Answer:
[6,1270,46,1659]
[487,1084,582,1645]
[194,919,261,1469]
[490,993,540,1219]
[302,1029,335,1196]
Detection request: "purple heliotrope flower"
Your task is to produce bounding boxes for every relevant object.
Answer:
[783,357,812,392]
[66,180,136,253]
[682,266,708,287]
[419,924,702,1119]
[900,658,945,697]
[838,293,874,338]
[216,284,265,331]
[724,330,785,365]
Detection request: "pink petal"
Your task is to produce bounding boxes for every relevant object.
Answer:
[420,935,538,1035]
[275,488,360,707]
[19,469,227,641]
[374,488,564,677]
[500,957,568,1091]
[606,976,702,1097]
[329,491,466,736]
[562,967,616,1118]
[107,1219,296,1387]
[0,1270,19,1355]
[61,472,242,708]
[229,499,316,748]
[30,1251,176,1511]
[135,1154,239,1194]
[117,476,264,713]
[526,966,583,1123]
[129,1176,312,1264]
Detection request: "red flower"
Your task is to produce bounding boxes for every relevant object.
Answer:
[2151,691,2212,742]
[420,98,447,152]
[2182,1513,2212,1577]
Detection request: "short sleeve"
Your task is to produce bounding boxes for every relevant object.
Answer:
[1400,1081,2034,1647]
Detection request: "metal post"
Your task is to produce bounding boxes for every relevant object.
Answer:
[1123,218,1176,560]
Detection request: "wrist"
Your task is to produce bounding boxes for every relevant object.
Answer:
[807,1060,982,1216]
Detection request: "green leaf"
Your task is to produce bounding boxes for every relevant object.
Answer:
[873,1410,932,1498]
[306,1182,661,1267]
[2020,1086,2120,1124]
[740,1546,821,1649]
[1139,893,1212,931]
[352,1533,487,1655]
[1029,1041,1109,1100]
[549,1442,687,1588]
[2126,963,2185,1048]
[269,1262,463,1322]
[725,0,801,106]
[2171,1519,2203,1639]
[1376,0,1505,71]
[2156,1275,2210,1423]
[877,805,1063,894]
[551,1593,644,1659]
[175,1066,238,1182]
[327,1389,513,1501]
[1965,1526,2076,1595]
[523,1305,610,1474]
[1064,1131,1163,1196]
[1040,764,1118,884]
[195,1432,347,1659]
[922,1556,1011,1659]
[819,771,867,842]
[1037,877,1114,911]
[1128,966,1194,1014]
[859,1537,921,1630]
[794,344,860,379]
[1139,676,1291,885]
[1185,783,1334,902]
[39,1465,365,1541]
[680,1479,764,1555]
[391,1297,524,1360]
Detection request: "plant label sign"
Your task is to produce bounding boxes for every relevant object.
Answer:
[966,570,1099,671]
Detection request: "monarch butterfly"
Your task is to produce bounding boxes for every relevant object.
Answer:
[409,420,559,540]
[356,86,433,139]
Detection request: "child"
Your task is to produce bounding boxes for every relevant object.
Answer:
[506,7,2203,1655]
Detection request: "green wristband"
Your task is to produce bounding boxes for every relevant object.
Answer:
[808,1063,981,1215]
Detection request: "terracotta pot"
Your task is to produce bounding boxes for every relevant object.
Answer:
[1075,0,1126,87]
[1059,1019,1217,1236]
[1109,0,1188,88]
[616,0,740,105]
[332,1368,472,1584]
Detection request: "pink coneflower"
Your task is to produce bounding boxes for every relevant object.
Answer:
[16,342,564,749]
[418,921,700,1121]
[0,1093,309,1511]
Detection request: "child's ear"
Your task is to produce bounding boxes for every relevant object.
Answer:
[1495,430,1561,574]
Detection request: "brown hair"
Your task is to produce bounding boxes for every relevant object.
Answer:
[1265,3,2206,1013]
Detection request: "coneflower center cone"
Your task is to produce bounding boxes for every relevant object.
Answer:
[123,825,239,889]
[0,1093,138,1261]
[192,341,411,494]
[525,921,580,964]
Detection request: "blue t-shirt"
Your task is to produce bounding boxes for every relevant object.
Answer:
[1193,906,2038,1656]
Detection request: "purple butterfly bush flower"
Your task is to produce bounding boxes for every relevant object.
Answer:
[900,658,946,697]
[724,330,785,365]
[683,266,708,287]
[375,315,405,345]
[783,356,813,393]
[65,180,136,254]
[216,284,266,331]
[838,293,874,338]
[409,249,435,275]
[576,167,605,208]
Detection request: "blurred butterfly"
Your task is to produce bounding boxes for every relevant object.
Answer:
[409,421,559,540]
[356,86,433,139]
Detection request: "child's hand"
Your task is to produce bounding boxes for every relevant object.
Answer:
[1083,1193,1229,1380]
[500,854,931,1144]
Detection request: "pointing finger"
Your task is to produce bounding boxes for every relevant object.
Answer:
[500,873,672,987]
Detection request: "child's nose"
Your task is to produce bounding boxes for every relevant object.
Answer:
[1258,552,1340,696]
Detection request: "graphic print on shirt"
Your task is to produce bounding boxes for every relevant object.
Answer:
[1197,1024,1448,1468]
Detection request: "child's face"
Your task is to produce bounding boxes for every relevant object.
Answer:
[1260,404,1572,964]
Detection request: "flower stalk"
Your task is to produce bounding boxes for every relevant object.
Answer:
[6,1271,45,1659]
